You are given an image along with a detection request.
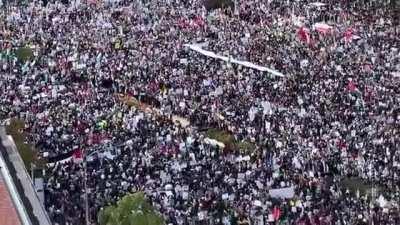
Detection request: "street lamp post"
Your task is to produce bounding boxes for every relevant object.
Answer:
[31,163,36,186]
[84,131,93,225]
[84,158,90,225]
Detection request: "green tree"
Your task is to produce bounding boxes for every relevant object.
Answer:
[5,119,44,174]
[98,192,165,225]
[15,47,33,62]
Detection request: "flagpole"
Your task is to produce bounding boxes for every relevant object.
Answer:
[84,147,89,225]
[84,129,93,225]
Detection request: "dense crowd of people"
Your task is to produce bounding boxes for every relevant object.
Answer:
[1,0,399,224]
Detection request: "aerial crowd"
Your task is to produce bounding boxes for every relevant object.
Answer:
[0,0,399,224]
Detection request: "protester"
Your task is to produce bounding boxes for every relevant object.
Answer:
[0,0,399,224]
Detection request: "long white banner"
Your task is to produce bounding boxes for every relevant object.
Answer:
[269,186,295,199]
[185,44,284,77]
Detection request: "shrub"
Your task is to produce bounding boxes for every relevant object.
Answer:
[15,47,34,62]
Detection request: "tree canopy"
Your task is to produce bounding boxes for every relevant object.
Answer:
[15,47,34,62]
[98,192,164,225]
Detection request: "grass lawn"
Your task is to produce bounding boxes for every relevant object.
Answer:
[205,128,256,153]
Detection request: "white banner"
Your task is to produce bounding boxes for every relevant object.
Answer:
[185,44,284,77]
[269,186,295,199]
